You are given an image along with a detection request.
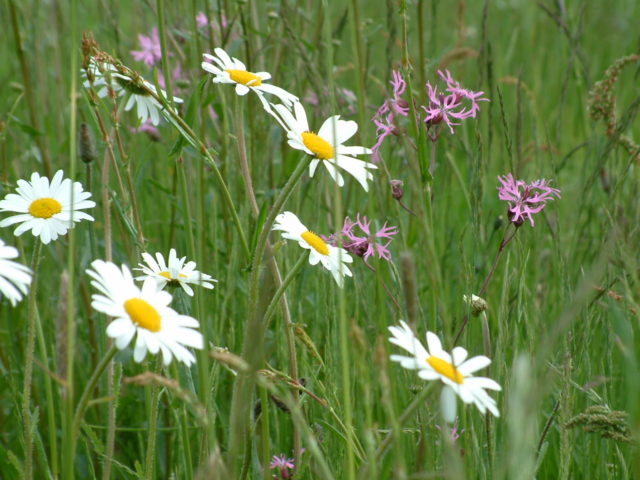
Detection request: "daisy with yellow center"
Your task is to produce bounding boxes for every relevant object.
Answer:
[388,321,501,420]
[86,260,203,366]
[0,238,32,306]
[201,48,298,113]
[269,102,377,191]
[83,57,183,126]
[135,248,217,297]
[272,211,353,288]
[0,170,95,245]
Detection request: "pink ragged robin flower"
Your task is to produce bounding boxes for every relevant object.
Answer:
[372,70,410,162]
[423,70,488,135]
[333,214,398,262]
[270,454,295,479]
[497,173,561,227]
[436,416,465,443]
[130,28,162,68]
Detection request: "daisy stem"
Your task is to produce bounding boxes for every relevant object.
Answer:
[71,345,118,446]
[262,253,307,329]
[228,157,309,473]
[259,386,271,480]
[144,357,163,480]
[22,240,43,480]
[373,383,435,460]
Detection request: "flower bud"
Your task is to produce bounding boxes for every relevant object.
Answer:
[463,294,488,317]
[79,123,97,164]
[390,179,404,200]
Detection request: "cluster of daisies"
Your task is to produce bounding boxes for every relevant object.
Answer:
[0,170,215,366]
[0,41,564,426]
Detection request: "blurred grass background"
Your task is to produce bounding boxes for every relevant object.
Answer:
[1,0,639,478]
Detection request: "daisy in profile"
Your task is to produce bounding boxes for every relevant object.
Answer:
[272,211,353,287]
[135,248,217,296]
[0,170,95,245]
[388,321,501,420]
[86,260,203,366]
[269,102,377,191]
[0,238,32,306]
[201,47,298,112]
[83,57,183,126]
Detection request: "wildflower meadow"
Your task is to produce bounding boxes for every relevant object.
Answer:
[1,0,639,478]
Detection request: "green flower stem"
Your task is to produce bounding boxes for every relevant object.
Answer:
[144,357,163,480]
[22,240,43,480]
[71,346,118,440]
[228,156,309,474]
[262,253,307,329]
[259,386,271,480]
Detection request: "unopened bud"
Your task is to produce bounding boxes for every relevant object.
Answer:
[390,179,404,200]
[79,123,97,164]
[463,294,488,317]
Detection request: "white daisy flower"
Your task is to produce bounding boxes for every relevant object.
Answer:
[0,170,95,245]
[135,248,217,297]
[201,48,298,112]
[269,102,377,191]
[0,238,32,306]
[272,211,353,288]
[86,260,204,366]
[83,57,183,126]
[388,320,501,420]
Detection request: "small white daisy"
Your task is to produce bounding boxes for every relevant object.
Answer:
[272,211,353,288]
[269,102,377,191]
[388,320,501,420]
[201,48,298,112]
[0,170,95,245]
[86,260,204,366]
[135,248,217,297]
[0,238,32,306]
[83,57,183,126]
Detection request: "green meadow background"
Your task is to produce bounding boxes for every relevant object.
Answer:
[1,0,639,478]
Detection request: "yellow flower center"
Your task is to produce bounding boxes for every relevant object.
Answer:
[427,356,465,384]
[226,69,262,86]
[301,132,334,160]
[124,298,162,332]
[301,231,329,256]
[159,271,187,280]
[29,197,63,219]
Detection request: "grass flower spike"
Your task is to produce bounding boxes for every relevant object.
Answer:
[0,238,32,306]
[83,57,183,126]
[273,211,353,287]
[86,260,204,366]
[202,47,298,112]
[0,170,95,244]
[135,248,217,296]
[270,102,377,191]
[388,321,501,419]
[497,173,561,226]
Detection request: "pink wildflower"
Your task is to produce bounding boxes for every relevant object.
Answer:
[196,12,209,28]
[130,28,162,68]
[371,70,410,162]
[129,120,161,142]
[336,214,398,262]
[436,416,465,443]
[422,70,488,134]
[497,173,561,227]
[270,454,295,479]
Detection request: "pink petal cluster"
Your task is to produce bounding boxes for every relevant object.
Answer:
[436,417,465,443]
[329,214,398,262]
[270,454,295,479]
[423,70,488,134]
[372,71,410,162]
[497,173,561,226]
[130,28,162,68]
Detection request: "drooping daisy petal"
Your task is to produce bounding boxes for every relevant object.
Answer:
[86,260,204,366]
[0,239,32,306]
[0,170,95,244]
